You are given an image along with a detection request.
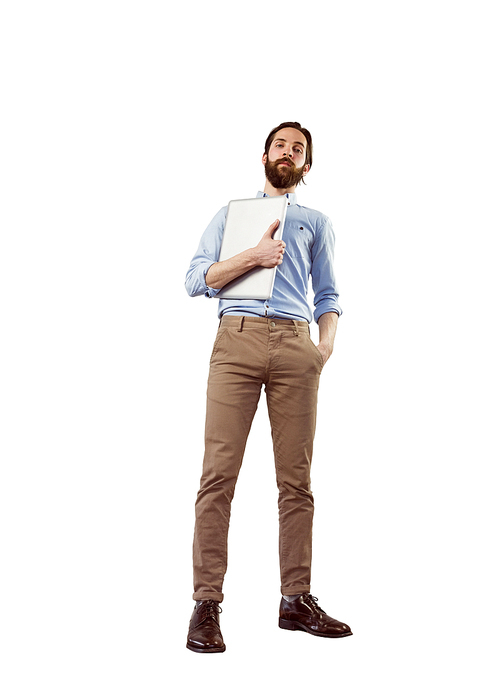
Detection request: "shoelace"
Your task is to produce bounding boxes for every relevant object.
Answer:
[197,600,222,619]
[303,594,326,614]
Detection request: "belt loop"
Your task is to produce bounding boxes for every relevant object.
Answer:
[238,316,245,332]
[292,320,299,336]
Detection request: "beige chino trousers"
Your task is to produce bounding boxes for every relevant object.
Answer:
[192,315,324,602]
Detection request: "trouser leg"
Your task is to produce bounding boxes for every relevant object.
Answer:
[192,322,266,602]
[265,326,323,596]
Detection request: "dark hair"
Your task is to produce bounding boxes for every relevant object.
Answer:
[264,121,313,173]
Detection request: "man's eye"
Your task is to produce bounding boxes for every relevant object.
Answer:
[294,148,303,154]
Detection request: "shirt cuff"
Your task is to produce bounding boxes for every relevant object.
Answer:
[314,304,343,324]
[205,286,221,298]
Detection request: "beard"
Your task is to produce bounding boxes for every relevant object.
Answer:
[264,157,305,189]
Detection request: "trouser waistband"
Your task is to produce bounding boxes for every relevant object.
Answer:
[220,315,309,331]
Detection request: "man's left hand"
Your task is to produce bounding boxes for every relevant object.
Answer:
[316,312,338,367]
[317,342,333,367]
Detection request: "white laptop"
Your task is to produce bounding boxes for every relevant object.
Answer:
[215,196,288,300]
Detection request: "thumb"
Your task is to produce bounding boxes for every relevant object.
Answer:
[265,219,280,237]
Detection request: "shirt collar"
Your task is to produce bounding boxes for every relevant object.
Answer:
[256,190,297,205]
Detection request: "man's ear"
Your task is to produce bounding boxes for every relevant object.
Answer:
[302,164,311,178]
[262,153,268,166]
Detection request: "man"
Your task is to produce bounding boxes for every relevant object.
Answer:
[184,122,352,653]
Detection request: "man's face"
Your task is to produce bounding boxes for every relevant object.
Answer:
[262,127,310,190]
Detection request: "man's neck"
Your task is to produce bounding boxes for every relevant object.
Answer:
[262,180,296,197]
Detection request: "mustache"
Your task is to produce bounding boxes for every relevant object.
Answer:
[272,157,296,169]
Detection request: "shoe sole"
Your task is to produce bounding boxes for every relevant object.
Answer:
[279,617,353,638]
[186,643,226,653]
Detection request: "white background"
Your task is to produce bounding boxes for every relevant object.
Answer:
[1,1,499,680]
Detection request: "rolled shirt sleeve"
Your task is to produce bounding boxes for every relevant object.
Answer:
[311,216,342,323]
[185,207,227,298]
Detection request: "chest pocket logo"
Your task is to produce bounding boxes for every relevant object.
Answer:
[285,226,311,259]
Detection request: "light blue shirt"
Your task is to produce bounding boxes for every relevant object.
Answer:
[185,192,342,323]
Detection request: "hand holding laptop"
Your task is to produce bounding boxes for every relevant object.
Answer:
[253,220,286,268]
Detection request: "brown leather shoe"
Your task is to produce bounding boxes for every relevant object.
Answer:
[279,594,352,638]
[186,600,226,653]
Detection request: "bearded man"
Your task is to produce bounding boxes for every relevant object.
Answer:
[184,122,352,653]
